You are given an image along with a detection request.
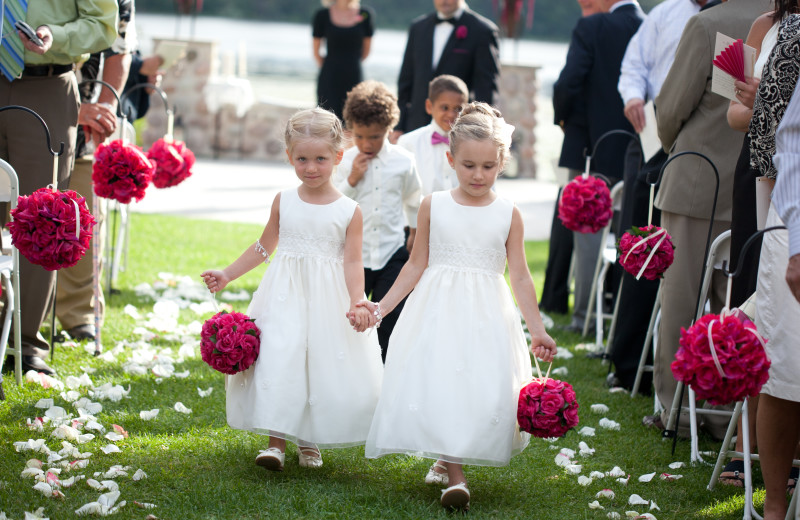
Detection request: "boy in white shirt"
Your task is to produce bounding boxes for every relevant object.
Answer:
[397,75,468,195]
[335,80,422,361]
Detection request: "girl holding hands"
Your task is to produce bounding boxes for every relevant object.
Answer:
[202,107,382,472]
[357,102,557,510]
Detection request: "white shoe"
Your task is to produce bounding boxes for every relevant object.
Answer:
[424,462,449,486]
[298,446,323,468]
[441,482,470,510]
[255,447,285,471]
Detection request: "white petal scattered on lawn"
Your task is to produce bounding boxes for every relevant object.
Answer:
[588,500,604,510]
[551,366,568,376]
[23,508,49,520]
[21,467,44,479]
[554,349,574,360]
[599,418,621,430]
[14,439,48,453]
[625,512,640,518]
[104,432,125,442]
[90,383,131,402]
[565,464,582,475]
[590,471,605,479]
[85,421,105,433]
[133,501,157,509]
[67,459,90,471]
[26,418,44,431]
[606,466,626,478]
[132,327,157,341]
[132,468,147,481]
[76,434,96,444]
[178,342,197,359]
[52,425,81,441]
[578,475,592,486]
[555,453,572,467]
[660,473,683,481]
[65,373,94,390]
[607,513,621,520]
[112,425,129,438]
[579,442,596,457]
[219,289,250,301]
[578,427,596,437]
[628,494,649,506]
[73,397,103,415]
[32,481,63,498]
[173,402,192,414]
[124,304,142,320]
[151,363,174,378]
[35,398,54,409]
[596,489,615,499]
[26,459,43,469]
[197,387,213,397]
[609,387,628,394]
[45,406,68,420]
[74,489,125,516]
[638,472,656,483]
[637,514,657,520]
[59,475,82,488]
[100,444,121,454]
[617,476,631,485]
[189,301,217,315]
[173,370,190,379]
[668,461,685,469]
[25,370,65,390]
[560,448,576,458]
[650,501,660,511]
[60,390,82,403]
[590,404,609,414]
[139,409,159,420]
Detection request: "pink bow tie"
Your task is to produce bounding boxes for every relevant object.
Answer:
[431,131,449,145]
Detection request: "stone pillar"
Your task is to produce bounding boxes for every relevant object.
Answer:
[497,63,540,178]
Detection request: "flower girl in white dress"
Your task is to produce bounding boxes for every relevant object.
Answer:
[355,103,557,510]
[202,107,383,472]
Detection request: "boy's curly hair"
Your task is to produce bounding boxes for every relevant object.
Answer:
[342,80,400,130]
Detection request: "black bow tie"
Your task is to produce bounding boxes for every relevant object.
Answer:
[438,17,458,25]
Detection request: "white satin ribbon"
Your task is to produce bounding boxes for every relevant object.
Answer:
[622,227,668,280]
[704,308,767,379]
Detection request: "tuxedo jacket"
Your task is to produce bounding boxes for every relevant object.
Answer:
[396,9,500,132]
[553,4,644,179]
[655,0,771,221]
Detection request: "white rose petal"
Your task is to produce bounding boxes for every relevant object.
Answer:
[22,507,49,520]
[577,475,592,486]
[638,514,658,520]
[133,501,157,509]
[124,304,142,320]
[638,472,656,483]
[560,448,576,458]
[628,494,649,506]
[26,459,43,469]
[596,489,615,499]
[139,409,159,420]
[100,444,121,454]
[173,402,192,414]
[104,432,125,442]
[21,468,44,479]
[617,476,630,485]
[588,500,604,510]
[197,387,213,397]
[590,471,605,479]
[554,349,574,359]
[174,370,190,379]
[660,473,683,481]
[578,426,596,437]
[60,390,82,403]
[85,421,105,433]
[566,464,582,475]
[35,398,54,409]
[45,406,68,420]
[590,403,609,414]
[599,418,621,431]
[578,441,595,457]
[650,501,660,511]
[609,387,628,394]
[554,453,572,467]
[132,469,147,481]
[606,466,626,478]
[625,512,640,518]
[607,513,621,520]
[551,366,568,376]
[668,461,685,469]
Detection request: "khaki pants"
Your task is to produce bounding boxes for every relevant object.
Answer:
[56,156,105,330]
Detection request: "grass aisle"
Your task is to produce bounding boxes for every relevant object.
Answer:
[0,214,761,519]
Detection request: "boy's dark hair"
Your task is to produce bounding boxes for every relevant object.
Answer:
[343,80,400,129]
[428,74,469,103]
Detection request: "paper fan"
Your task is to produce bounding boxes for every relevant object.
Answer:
[713,39,745,82]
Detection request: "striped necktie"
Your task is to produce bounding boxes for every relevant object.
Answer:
[0,0,27,81]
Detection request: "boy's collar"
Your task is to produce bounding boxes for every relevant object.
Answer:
[370,139,392,164]
[430,120,448,136]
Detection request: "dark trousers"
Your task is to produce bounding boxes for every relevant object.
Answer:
[729,135,761,308]
[365,245,409,362]
[607,146,666,390]
[540,186,573,315]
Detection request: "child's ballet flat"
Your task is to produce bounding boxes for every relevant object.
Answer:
[298,446,323,468]
[424,462,449,486]
[255,447,285,471]
[440,482,470,510]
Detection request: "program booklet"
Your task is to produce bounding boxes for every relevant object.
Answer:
[711,32,756,101]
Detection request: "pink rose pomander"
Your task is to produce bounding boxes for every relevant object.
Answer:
[617,225,675,281]
[8,188,96,271]
[672,312,770,406]
[518,378,579,438]
[557,175,613,234]
[200,311,261,375]
[147,137,196,189]
[92,139,155,203]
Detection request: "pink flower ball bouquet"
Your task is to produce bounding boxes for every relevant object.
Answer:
[200,311,261,375]
[8,188,95,271]
[92,139,155,203]
[518,378,580,438]
[671,312,770,406]
[617,224,675,280]
[146,137,195,189]
[557,175,613,233]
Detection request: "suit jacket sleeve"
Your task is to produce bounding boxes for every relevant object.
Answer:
[553,19,594,127]
[470,22,500,104]
[397,24,418,132]
[655,15,711,152]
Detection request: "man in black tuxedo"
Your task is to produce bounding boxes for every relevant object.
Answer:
[392,0,500,139]
[552,0,644,333]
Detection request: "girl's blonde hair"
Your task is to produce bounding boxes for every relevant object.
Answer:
[284,107,344,153]
[448,102,514,168]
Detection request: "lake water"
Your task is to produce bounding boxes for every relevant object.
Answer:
[134,13,569,181]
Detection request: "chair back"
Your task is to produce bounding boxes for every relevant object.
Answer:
[0,159,19,207]
[695,230,731,322]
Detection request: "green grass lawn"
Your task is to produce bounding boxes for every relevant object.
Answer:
[0,213,765,519]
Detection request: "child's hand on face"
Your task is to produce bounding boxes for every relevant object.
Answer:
[530,332,557,363]
[349,152,371,185]
[201,270,229,294]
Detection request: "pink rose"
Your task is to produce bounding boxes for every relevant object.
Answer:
[562,404,579,427]
[455,25,468,39]
[539,390,566,415]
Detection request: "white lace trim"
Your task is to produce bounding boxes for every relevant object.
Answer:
[428,243,507,274]
[275,231,345,261]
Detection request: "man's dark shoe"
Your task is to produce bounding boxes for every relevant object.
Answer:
[642,413,665,430]
[68,324,96,341]
[606,372,622,388]
[4,355,56,376]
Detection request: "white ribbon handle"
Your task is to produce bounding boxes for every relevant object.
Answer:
[705,308,768,379]
[622,227,668,280]
[70,198,81,239]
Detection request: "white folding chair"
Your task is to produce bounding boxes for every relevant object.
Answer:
[0,159,23,386]
[583,181,625,352]
[631,280,662,398]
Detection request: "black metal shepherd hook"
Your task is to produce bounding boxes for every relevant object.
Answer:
[646,151,721,453]
[722,226,787,278]
[78,79,125,119]
[584,129,644,180]
[119,83,175,137]
[0,105,65,158]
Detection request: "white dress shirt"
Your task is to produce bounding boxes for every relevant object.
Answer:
[433,7,465,70]
[773,79,800,257]
[335,141,423,270]
[618,0,701,104]
[397,121,457,196]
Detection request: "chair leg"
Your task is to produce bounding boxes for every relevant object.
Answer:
[603,278,625,361]
[707,401,743,491]
[583,236,606,337]
[594,261,610,351]
[741,400,760,520]
[632,282,662,398]
[786,484,799,520]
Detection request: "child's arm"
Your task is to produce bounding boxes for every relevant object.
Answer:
[506,206,557,362]
[403,161,423,252]
[343,206,370,331]
[201,193,281,293]
[359,196,431,319]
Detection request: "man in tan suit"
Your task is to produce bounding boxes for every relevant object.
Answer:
[649,0,771,436]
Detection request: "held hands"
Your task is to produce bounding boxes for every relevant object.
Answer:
[530,331,557,363]
[734,77,760,110]
[623,98,646,134]
[201,270,230,294]
[345,305,374,332]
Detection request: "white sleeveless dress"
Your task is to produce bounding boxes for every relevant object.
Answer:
[226,188,384,447]
[365,191,533,467]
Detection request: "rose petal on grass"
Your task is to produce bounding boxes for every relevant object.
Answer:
[590,404,609,414]
[139,409,159,420]
[21,467,44,479]
[555,453,572,467]
[578,427,596,437]
[590,471,605,479]
[112,424,129,438]
[636,514,657,520]
[124,304,142,320]
[607,466,626,478]
[173,402,192,414]
[588,500,604,510]
[26,459,43,469]
[173,370,190,379]
[618,475,631,485]
[596,489,615,499]
[104,432,125,442]
[579,441,596,457]
[132,469,147,481]
[599,418,621,430]
[607,514,621,520]
[650,501,660,511]
[554,349,574,359]
[660,473,683,481]
[133,501,157,509]
[100,444,121,454]
[197,387,213,397]
[566,464,582,475]
[577,475,592,486]
[625,512,640,518]
[23,507,49,520]
[638,472,656,483]
[668,462,685,469]
[629,494,649,506]
[551,366,568,376]
[609,387,628,394]
[35,398,54,409]
[85,421,105,433]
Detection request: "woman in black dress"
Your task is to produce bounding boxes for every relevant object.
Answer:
[312,0,375,120]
